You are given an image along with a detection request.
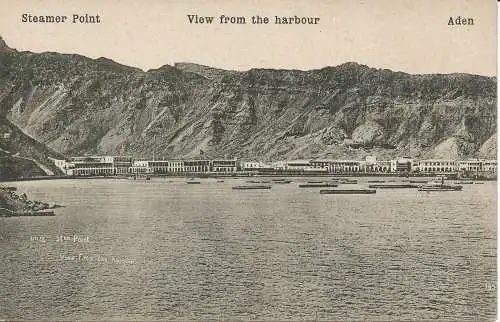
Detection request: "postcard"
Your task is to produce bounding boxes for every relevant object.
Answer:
[0,0,496,320]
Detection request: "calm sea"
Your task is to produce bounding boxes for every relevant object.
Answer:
[0,178,496,321]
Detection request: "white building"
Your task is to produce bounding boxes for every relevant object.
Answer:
[417,160,458,173]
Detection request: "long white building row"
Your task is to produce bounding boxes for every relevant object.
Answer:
[52,157,238,176]
[241,157,497,174]
[51,156,497,176]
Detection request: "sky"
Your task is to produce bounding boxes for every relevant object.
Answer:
[0,0,496,76]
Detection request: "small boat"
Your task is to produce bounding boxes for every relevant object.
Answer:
[369,184,419,189]
[367,180,385,183]
[273,180,292,184]
[418,178,462,192]
[216,180,225,183]
[299,183,338,188]
[474,182,485,184]
[128,175,151,180]
[232,185,271,190]
[307,181,325,184]
[338,179,358,184]
[409,180,428,184]
[454,181,473,184]
[320,189,376,194]
[186,179,201,184]
[272,178,288,182]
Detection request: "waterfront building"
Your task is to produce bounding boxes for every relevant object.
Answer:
[269,161,287,171]
[329,160,361,173]
[168,161,184,173]
[129,160,153,174]
[363,156,378,173]
[50,158,74,175]
[373,160,391,173]
[480,160,497,173]
[112,156,133,175]
[70,156,115,176]
[184,160,211,172]
[242,161,266,170]
[458,159,497,175]
[310,159,331,172]
[285,160,319,172]
[417,160,458,173]
[212,159,237,172]
[391,157,413,172]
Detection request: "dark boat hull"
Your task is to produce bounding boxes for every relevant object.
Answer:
[232,185,271,190]
[369,184,419,189]
[320,189,376,194]
[418,186,463,191]
[299,183,339,188]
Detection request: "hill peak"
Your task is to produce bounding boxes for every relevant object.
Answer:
[0,35,15,52]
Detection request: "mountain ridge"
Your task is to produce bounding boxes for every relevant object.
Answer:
[0,37,496,163]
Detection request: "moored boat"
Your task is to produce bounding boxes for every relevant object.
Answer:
[232,185,271,190]
[409,180,428,184]
[299,183,338,188]
[320,189,376,194]
[369,184,419,189]
[338,179,358,184]
[418,178,462,191]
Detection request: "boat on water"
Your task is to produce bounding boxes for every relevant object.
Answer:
[128,175,151,180]
[368,184,419,189]
[186,178,201,184]
[299,183,338,188]
[307,181,324,184]
[216,180,225,183]
[418,178,462,192]
[320,189,376,194]
[409,180,428,184]
[454,181,473,184]
[273,180,292,184]
[338,179,358,184]
[367,180,385,183]
[232,185,271,190]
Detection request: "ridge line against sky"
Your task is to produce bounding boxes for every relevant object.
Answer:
[1,36,497,78]
[0,0,496,76]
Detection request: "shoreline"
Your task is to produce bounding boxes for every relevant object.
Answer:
[0,187,62,217]
[0,173,496,183]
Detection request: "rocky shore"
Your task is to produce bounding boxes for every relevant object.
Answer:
[0,186,61,217]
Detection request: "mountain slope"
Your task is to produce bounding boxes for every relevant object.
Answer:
[0,37,496,161]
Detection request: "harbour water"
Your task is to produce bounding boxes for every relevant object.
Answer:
[0,178,496,320]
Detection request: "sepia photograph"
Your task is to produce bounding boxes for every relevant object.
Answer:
[0,0,497,320]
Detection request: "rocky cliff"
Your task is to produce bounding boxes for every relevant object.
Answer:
[0,37,496,162]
